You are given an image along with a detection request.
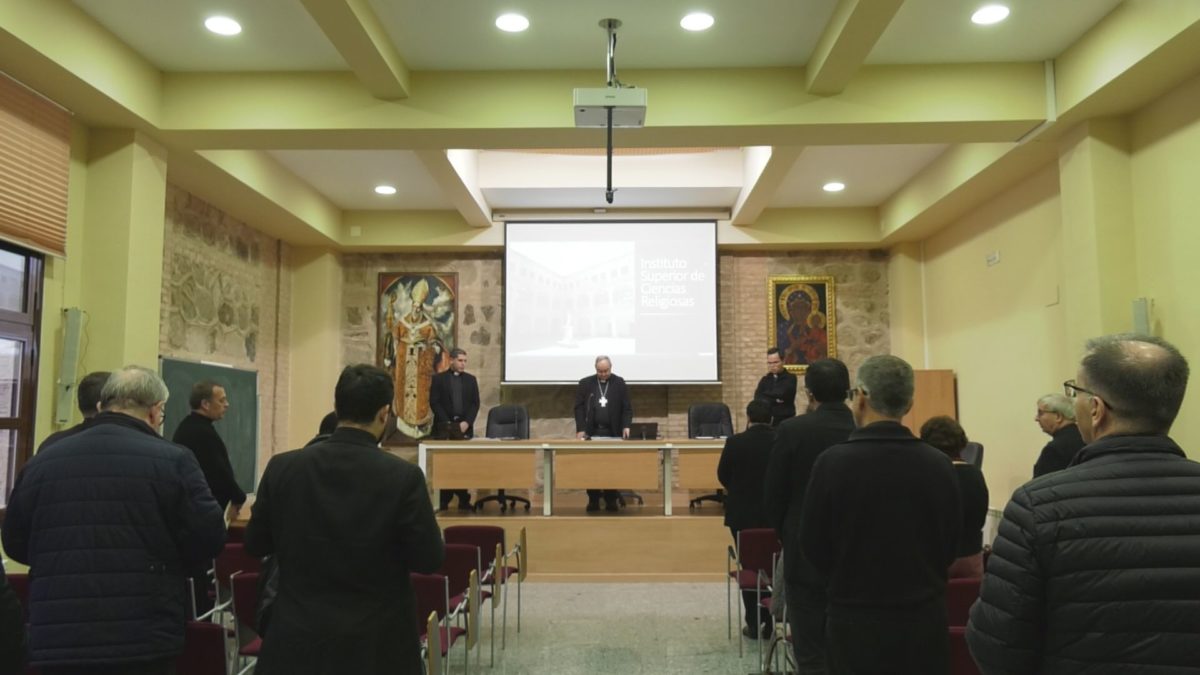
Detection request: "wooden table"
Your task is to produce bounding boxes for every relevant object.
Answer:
[418,438,726,516]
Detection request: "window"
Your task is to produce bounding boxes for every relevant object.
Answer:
[0,241,42,509]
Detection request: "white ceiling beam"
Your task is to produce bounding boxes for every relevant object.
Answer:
[731,146,805,226]
[299,0,410,100]
[414,149,493,229]
[806,0,905,95]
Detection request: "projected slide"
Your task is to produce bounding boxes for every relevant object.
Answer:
[504,221,718,383]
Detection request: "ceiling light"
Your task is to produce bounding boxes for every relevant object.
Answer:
[374,185,397,196]
[496,13,530,32]
[971,4,1010,25]
[823,182,846,193]
[204,15,242,36]
[680,12,715,32]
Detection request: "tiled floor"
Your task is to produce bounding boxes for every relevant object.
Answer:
[445,582,776,674]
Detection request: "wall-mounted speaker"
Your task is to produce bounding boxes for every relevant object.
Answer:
[54,307,84,425]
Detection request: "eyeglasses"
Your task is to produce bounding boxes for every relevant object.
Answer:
[849,386,868,400]
[1064,379,1116,411]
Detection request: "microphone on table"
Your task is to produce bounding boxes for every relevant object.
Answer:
[584,392,594,441]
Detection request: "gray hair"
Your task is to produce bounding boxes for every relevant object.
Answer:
[856,355,914,418]
[1081,333,1189,434]
[101,366,169,411]
[595,355,612,367]
[1037,393,1075,420]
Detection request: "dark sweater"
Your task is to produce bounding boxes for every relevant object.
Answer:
[952,461,989,557]
[173,412,247,509]
[1033,423,1085,477]
[800,421,960,609]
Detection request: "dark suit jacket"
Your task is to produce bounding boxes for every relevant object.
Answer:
[429,370,480,438]
[754,371,798,425]
[717,424,777,530]
[574,374,633,436]
[173,412,247,509]
[801,421,960,610]
[763,402,856,584]
[37,417,100,452]
[245,427,445,675]
[1033,423,1085,477]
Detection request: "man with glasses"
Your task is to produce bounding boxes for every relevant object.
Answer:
[968,334,1200,674]
[1032,393,1085,477]
[800,355,961,675]
[755,347,798,427]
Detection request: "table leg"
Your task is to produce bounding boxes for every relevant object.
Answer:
[663,447,673,516]
[542,446,553,516]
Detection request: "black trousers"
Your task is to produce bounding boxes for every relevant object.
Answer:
[42,658,174,675]
[730,529,773,631]
[787,581,827,674]
[439,489,472,509]
[585,489,620,505]
[826,600,948,675]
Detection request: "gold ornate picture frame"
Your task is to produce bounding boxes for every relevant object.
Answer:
[768,275,836,374]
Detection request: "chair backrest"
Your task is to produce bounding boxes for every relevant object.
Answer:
[961,442,984,468]
[486,404,529,439]
[215,543,262,589]
[444,525,505,570]
[945,577,982,627]
[439,543,480,598]
[688,402,733,438]
[411,572,450,625]
[176,621,228,675]
[737,528,781,576]
[230,571,261,633]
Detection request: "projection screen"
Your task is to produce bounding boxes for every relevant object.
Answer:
[504,221,718,383]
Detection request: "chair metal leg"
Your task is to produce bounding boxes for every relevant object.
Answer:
[516,568,522,633]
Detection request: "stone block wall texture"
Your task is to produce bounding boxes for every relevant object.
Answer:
[159,185,292,474]
[341,249,890,479]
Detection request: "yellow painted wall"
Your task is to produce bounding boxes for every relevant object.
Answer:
[1130,71,1200,457]
[287,248,343,450]
[921,163,1067,504]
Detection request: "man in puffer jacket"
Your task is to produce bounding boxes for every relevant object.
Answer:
[2,366,226,675]
[967,334,1200,674]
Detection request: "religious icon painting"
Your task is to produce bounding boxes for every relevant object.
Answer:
[767,275,836,374]
[378,273,458,440]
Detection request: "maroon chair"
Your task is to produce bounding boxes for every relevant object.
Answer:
[444,524,523,649]
[226,523,246,543]
[175,621,228,675]
[412,572,467,673]
[726,528,781,661]
[946,577,982,627]
[949,626,982,675]
[439,544,489,666]
[229,571,262,675]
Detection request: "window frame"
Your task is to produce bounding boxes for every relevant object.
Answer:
[0,241,43,513]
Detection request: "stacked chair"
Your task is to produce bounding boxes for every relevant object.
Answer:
[727,527,781,666]
[412,569,479,675]
[444,525,527,657]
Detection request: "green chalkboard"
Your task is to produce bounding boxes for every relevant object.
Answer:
[160,357,258,494]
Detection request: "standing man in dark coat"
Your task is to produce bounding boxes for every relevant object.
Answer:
[173,380,247,521]
[245,364,444,675]
[429,347,480,510]
[718,399,777,638]
[2,366,226,675]
[755,348,797,427]
[1032,392,1086,477]
[968,334,1200,674]
[38,371,110,451]
[574,355,633,512]
[764,358,855,673]
[801,355,960,675]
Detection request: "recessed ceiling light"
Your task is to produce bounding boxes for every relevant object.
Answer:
[680,12,715,32]
[496,13,530,33]
[374,185,397,196]
[204,15,242,36]
[823,182,846,193]
[971,4,1010,25]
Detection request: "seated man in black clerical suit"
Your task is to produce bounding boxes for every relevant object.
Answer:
[573,355,633,512]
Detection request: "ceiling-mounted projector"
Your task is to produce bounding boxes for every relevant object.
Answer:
[573,86,647,127]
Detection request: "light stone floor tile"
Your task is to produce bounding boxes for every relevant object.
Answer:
[445,582,774,675]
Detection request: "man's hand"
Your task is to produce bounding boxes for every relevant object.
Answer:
[576,431,587,440]
[622,428,631,440]
[459,421,469,434]
[226,502,242,522]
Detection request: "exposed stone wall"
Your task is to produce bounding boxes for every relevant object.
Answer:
[340,249,889,438]
[159,185,291,466]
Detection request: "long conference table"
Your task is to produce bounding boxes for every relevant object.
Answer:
[417,438,726,516]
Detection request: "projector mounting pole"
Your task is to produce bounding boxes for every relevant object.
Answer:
[600,18,621,204]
